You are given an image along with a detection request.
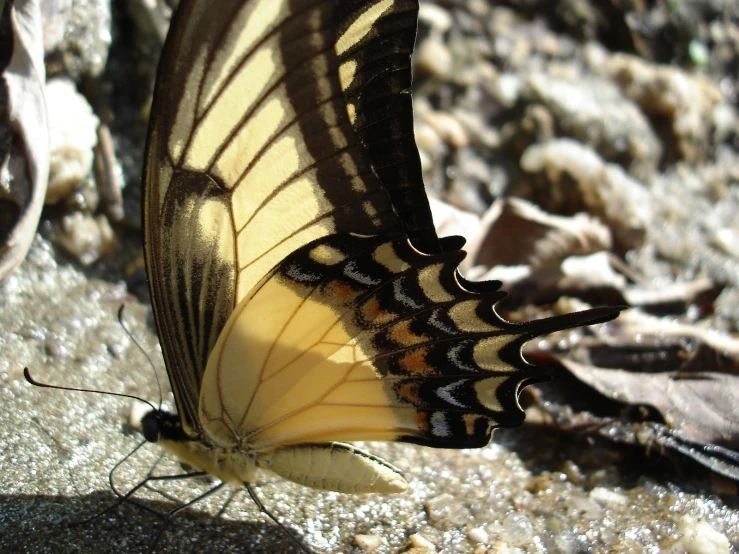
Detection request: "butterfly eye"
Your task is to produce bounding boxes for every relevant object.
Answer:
[140,410,161,443]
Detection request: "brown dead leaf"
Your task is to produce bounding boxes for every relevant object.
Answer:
[465,197,612,271]
[559,359,739,450]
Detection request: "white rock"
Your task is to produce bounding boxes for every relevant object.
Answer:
[416,36,453,79]
[45,78,99,204]
[467,526,489,544]
[422,110,469,148]
[418,3,452,34]
[500,513,534,546]
[589,486,628,507]
[669,515,730,554]
[409,533,436,551]
[52,212,117,266]
[354,534,383,552]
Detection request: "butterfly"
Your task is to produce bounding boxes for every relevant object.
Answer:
[141,0,620,539]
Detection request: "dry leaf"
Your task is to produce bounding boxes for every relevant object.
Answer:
[0,0,48,282]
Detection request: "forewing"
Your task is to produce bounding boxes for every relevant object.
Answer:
[198,234,622,451]
[334,0,437,253]
[142,0,434,435]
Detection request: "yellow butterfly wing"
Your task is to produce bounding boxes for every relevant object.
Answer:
[143,0,436,438]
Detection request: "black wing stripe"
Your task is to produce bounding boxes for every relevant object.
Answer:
[335,0,438,254]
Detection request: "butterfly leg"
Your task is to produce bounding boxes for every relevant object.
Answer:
[245,483,311,554]
[144,481,227,553]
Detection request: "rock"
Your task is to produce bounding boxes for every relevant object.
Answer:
[524,72,662,180]
[45,78,99,205]
[354,534,383,552]
[416,35,454,80]
[50,211,117,266]
[43,0,112,79]
[520,138,651,252]
[669,516,731,554]
[418,3,453,34]
[602,53,724,164]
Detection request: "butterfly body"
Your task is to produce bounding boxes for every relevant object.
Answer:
[143,386,408,494]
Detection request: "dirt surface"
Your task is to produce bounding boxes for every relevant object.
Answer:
[1,1,738,553]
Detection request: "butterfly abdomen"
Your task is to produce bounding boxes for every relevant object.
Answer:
[258,442,408,494]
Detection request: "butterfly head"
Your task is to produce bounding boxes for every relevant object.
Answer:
[140,409,189,444]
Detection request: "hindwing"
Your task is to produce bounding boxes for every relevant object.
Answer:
[197,234,619,450]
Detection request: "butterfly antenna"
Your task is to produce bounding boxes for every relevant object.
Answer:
[245,483,312,554]
[23,368,158,413]
[117,305,164,410]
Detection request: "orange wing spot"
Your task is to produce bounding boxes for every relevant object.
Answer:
[360,297,397,326]
[388,319,427,348]
[395,381,423,405]
[414,411,430,432]
[398,347,435,375]
[321,279,361,306]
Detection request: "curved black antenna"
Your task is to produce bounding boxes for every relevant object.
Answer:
[117,304,164,411]
[246,483,311,554]
[24,368,158,413]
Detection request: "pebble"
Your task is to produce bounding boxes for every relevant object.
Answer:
[354,534,383,552]
[51,212,117,266]
[416,36,454,79]
[520,138,651,251]
[45,79,99,205]
[468,526,489,544]
[500,513,534,546]
[669,515,730,554]
[589,486,628,507]
[408,533,436,551]
[603,53,724,164]
[418,3,453,34]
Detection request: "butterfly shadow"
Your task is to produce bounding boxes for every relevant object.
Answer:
[0,490,310,554]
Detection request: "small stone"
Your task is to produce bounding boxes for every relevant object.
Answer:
[354,534,383,552]
[45,79,99,205]
[520,138,650,251]
[671,515,730,554]
[422,110,469,149]
[560,460,585,486]
[468,527,489,544]
[418,3,452,34]
[409,533,436,551]
[416,36,453,79]
[564,496,604,520]
[425,492,471,526]
[712,228,739,259]
[589,487,628,507]
[500,513,534,546]
[51,212,118,266]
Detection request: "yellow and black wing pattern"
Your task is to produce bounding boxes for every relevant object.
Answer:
[143,0,438,437]
[142,0,621,489]
[333,0,437,253]
[199,232,619,451]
